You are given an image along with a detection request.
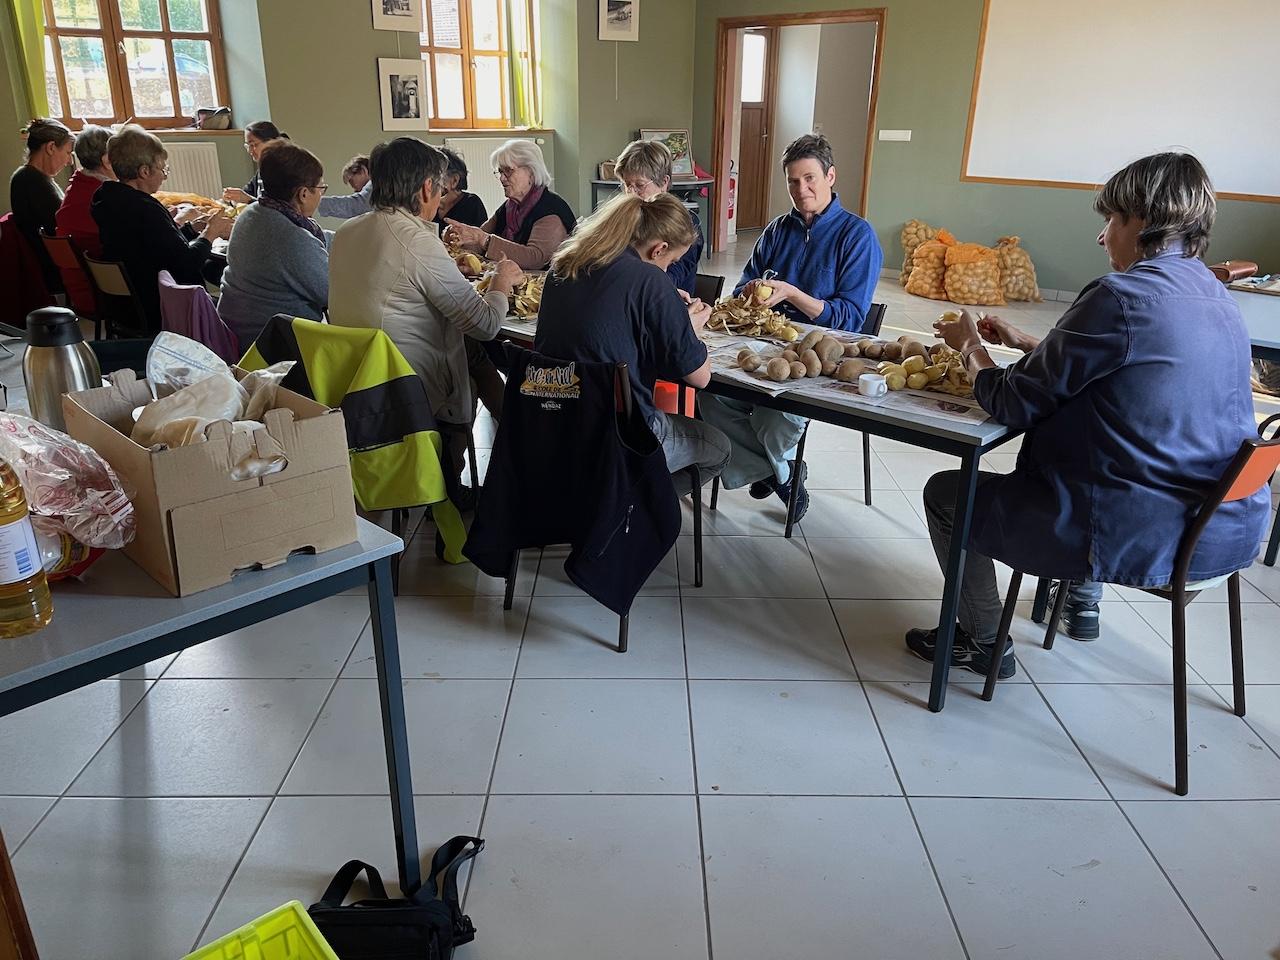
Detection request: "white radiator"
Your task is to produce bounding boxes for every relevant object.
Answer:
[163,142,223,200]
[443,136,553,217]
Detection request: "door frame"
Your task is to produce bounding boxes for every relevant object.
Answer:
[736,26,780,232]
[710,7,887,252]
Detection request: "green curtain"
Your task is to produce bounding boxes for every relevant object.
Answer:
[504,0,541,128]
[7,0,49,117]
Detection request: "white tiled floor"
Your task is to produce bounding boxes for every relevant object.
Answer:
[4,267,1280,959]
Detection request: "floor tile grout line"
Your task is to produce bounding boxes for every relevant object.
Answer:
[460,547,539,911]
[192,624,369,947]
[1023,672,1226,960]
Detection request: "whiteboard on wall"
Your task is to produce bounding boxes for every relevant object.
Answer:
[962,0,1280,200]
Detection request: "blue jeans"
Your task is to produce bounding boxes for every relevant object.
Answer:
[697,395,807,489]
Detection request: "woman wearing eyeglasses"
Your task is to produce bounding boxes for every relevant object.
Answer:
[613,139,703,296]
[441,138,575,270]
[218,142,334,347]
[91,124,231,332]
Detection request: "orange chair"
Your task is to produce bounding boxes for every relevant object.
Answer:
[41,231,100,338]
[985,429,1280,795]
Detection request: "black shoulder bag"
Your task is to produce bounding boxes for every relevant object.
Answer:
[308,836,484,959]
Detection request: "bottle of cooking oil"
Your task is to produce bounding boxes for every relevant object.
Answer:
[0,458,52,637]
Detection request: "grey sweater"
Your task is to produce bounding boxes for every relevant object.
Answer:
[217,201,333,347]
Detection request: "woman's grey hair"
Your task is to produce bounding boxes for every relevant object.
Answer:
[74,124,112,171]
[615,139,673,187]
[106,124,166,181]
[490,138,551,188]
[369,137,447,214]
[1094,152,1215,259]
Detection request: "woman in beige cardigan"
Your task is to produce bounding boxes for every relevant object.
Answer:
[328,137,522,487]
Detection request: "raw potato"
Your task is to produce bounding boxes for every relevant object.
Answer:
[907,372,929,390]
[860,341,885,360]
[995,236,1042,302]
[782,349,799,363]
[881,342,904,361]
[899,218,940,285]
[885,372,907,391]
[789,360,808,380]
[820,359,838,376]
[944,243,1005,306]
[740,354,763,373]
[903,340,929,360]
[834,358,874,382]
[800,349,821,377]
[737,347,756,365]
[815,337,845,363]
[798,330,824,354]
[902,355,927,376]
[766,357,792,382]
[843,342,862,358]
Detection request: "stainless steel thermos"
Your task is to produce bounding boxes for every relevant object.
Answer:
[21,307,102,431]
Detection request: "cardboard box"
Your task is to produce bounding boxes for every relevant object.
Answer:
[63,369,358,596]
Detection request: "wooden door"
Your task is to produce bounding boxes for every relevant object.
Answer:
[736,28,777,230]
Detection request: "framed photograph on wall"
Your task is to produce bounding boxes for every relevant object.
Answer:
[378,58,428,131]
[372,0,423,32]
[599,0,638,41]
[640,128,693,178]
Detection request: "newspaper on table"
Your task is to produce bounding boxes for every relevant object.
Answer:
[789,375,992,425]
[707,341,800,396]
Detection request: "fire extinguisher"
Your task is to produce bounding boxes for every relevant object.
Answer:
[727,161,737,220]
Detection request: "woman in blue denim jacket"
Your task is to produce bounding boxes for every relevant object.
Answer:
[907,153,1270,681]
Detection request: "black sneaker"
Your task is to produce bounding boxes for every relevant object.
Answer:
[774,461,810,523]
[1047,582,1101,641]
[905,625,1016,680]
[748,476,777,499]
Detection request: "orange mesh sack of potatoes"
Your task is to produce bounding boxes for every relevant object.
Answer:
[995,236,1043,302]
[904,228,955,300]
[899,219,939,285]
[944,242,1006,306]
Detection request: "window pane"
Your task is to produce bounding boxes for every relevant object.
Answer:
[125,37,175,116]
[471,0,500,50]
[119,0,163,30]
[433,52,464,117]
[51,0,99,29]
[167,0,208,32]
[741,32,766,103]
[43,36,66,117]
[429,0,460,47]
[173,39,215,112]
[60,36,115,118]
[474,56,503,119]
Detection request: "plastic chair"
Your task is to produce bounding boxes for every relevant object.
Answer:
[693,272,725,305]
[82,254,149,339]
[983,430,1280,795]
[500,360,705,653]
[1261,414,1280,567]
[157,269,240,364]
[709,302,888,538]
[40,231,99,336]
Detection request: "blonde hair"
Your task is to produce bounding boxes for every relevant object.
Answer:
[551,192,695,280]
[615,139,673,187]
[107,124,166,181]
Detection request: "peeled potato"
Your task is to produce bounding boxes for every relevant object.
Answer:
[885,372,907,391]
[923,363,947,383]
[789,360,807,380]
[800,349,821,377]
[776,325,799,342]
[907,372,929,390]
[902,355,927,376]
[754,283,774,305]
[766,357,792,382]
[879,363,906,378]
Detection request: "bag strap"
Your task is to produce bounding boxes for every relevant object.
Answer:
[419,836,485,944]
[318,859,391,906]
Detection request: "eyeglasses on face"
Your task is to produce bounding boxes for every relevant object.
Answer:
[495,165,524,179]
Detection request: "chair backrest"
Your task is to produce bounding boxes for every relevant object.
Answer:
[83,254,135,297]
[1173,430,1280,587]
[39,231,83,272]
[41,230,98,320]
[864,302,887,337]
[693,273,725,304]
[157,269,240,363]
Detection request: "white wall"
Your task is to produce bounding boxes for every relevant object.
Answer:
[727,30,745,240]
[812,21,877,213]
[768,24,820,220]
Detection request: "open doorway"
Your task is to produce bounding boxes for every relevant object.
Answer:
[712,8,884,252]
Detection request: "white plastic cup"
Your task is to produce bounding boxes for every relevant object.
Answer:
[858,373,887,398]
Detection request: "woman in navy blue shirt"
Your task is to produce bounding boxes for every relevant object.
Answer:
[535,192,729,486]
[907,153,1270,681]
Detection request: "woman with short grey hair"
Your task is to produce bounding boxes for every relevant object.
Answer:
[53,124,116,312]
[905,152,1269,682]
[329,137,523,490]
[442,138,575,270]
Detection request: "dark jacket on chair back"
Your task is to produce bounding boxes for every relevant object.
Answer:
[465,346,680,615]
[92,179,212,333]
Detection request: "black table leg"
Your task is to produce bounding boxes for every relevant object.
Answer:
[929,449,981,712]
[367,556,421,893]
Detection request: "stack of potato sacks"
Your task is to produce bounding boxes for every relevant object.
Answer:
[900,220,1041,305]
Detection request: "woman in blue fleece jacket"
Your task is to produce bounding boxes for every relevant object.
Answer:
[700,134,883,521]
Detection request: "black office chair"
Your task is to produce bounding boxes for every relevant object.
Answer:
[709,302,888,539]
[1261,413,1280,567]
[693,273,725,306]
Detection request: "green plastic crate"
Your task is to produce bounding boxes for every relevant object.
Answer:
[184,901,338,960]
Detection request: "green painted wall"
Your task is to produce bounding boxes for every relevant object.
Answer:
[1,4,32,204]
[693,0,1280,292]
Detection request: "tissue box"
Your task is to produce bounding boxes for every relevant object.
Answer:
[63,369,357,596]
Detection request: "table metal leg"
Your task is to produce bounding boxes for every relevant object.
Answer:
[929,450,981,712]
[367,556,421,893]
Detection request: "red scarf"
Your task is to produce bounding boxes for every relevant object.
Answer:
[502,186,545,241]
